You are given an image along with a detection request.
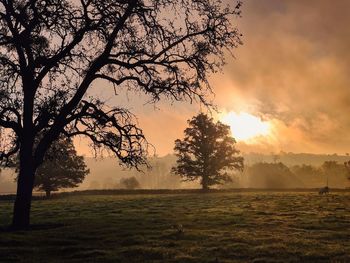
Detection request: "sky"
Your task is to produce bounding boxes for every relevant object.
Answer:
[77,0,350,157]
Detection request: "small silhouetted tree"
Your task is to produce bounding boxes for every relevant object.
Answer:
[172,113,244,190]
[344,161,350,180]
[120,176,140,190]
[0,1,242,228]
[34,137,89,198]
[322,161,343,180]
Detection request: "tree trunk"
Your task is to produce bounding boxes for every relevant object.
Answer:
[45,190,51,198]
[201,175,209,190]
[12,153,36,230]
[202,184,209,191]
[12,74,37,230]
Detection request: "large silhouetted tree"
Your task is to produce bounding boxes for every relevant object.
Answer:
[172,113,244,190]
[0,0,242,228]
[34,137,89,198]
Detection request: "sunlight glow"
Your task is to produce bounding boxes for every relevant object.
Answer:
[220,112,271,141]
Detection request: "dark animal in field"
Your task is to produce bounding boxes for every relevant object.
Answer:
[318,186,329,195]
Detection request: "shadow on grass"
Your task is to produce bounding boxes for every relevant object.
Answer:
[0,223,65,233]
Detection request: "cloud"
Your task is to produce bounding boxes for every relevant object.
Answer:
[78,0,350,156]
[213,0,350,154]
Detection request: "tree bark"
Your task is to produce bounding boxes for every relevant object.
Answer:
[12,149,36,230]
[201,174,209,190]
[45,190,51,198]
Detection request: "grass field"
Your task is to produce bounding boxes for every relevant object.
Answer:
[0,191,349,262]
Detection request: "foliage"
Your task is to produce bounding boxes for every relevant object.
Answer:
[172,113,243,189]
[291,164,320,178]
[0,0,243,167]
[35,137,89,197]
[245,162,300,188]
[290,164,321,187]
[0,0,242,227]
[321,161,348,185]
[246,161,349,188]
[119,177,140,190]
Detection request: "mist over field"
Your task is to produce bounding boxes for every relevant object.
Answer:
[2,152,350,194]
[1,1,350,262]
[75,152,350,190]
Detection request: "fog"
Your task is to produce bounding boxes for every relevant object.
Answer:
[0,168,16,194]
[1,152,350,194]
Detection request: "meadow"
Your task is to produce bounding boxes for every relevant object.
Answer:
[0,191,349,262]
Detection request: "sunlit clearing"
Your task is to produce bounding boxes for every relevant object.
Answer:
[220,112,271,141]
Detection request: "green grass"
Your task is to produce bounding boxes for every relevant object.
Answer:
[0,192,349,262]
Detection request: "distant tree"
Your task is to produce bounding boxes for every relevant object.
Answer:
[344,161,350,180]
[245,162,300,188]
[120,177,140,190]
[291,164,320,187]
[321,161,348,186]
[291,164,319,177]
[172,113,244,190]
[133,155,181,189]
[272,153,280,163]
[0,0,242,228]
[34,137,89,198]
[322,161,339,171]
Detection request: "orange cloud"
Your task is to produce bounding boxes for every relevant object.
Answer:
[77,0,350,157]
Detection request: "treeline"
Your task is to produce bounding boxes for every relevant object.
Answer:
[227,161,350,189]
[86,158,350,190]
[84,155,184,190]
[83,155,350,190]
[244,152,350,167]
[2,155,350,193]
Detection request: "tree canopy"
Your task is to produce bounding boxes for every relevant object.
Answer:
[0,0,242,167]
[0,0,242,228]
[34,137,89,197]
[172,113,243,189]
[245,162,301,189]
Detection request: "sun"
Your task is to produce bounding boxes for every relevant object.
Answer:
[220,112,271,141]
